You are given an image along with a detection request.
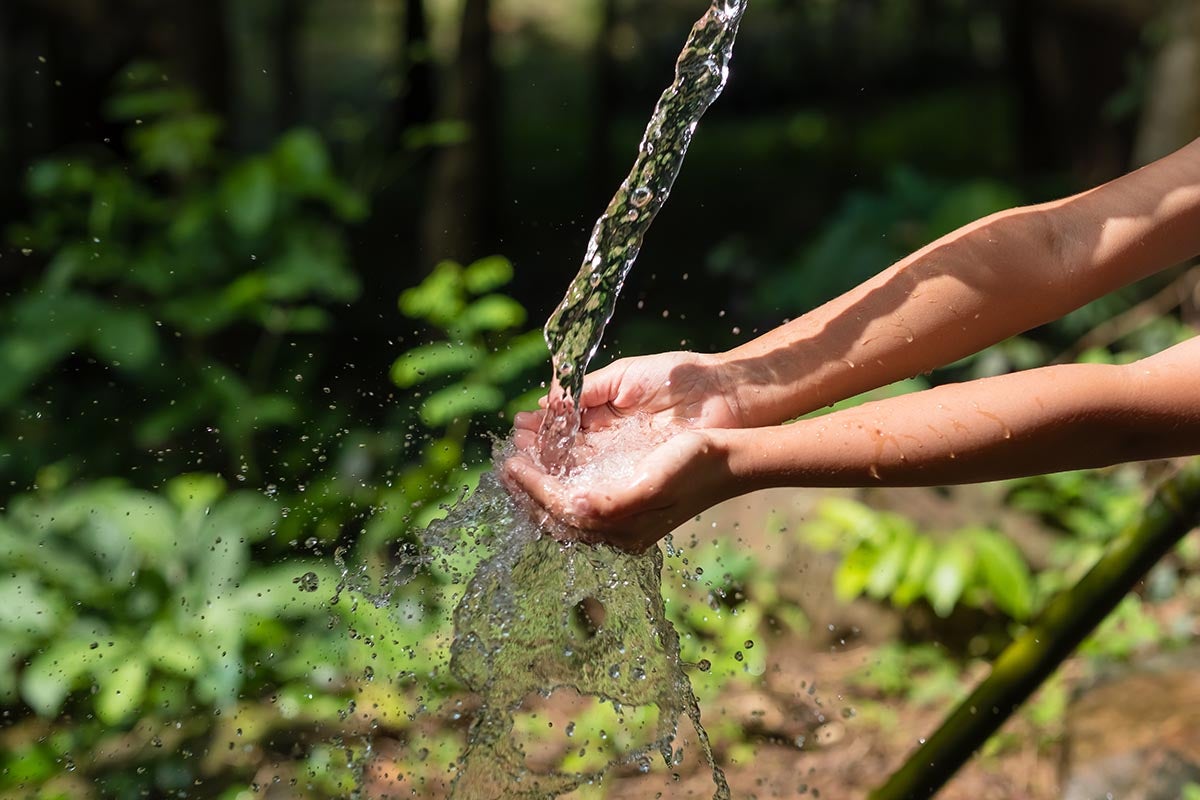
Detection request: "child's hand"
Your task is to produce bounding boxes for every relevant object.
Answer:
[512,351,747,436]
[503,426,733,553]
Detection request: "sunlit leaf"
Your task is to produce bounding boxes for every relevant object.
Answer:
[463,255,514,294]
[95,656,149,724]
[969,528,1035,620]
[833,544,878,602]
[925,540,975,617]
[419,383,503,427]
[391,343,483,388]
[399,261,464,326]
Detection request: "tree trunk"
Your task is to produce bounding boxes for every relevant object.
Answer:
[1134,0,1200,165]
[398,0,436,135]
[172,0,231,118]
[273,0,307,132]
[1003,0,1147,181]
[420,0,497,267]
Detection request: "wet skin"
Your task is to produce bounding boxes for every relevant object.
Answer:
[506,138,1200,553]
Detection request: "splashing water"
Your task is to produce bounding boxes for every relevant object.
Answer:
[339,420,730,798]
[538,0,750,472]
[346,2,750,797]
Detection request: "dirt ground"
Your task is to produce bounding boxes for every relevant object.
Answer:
[364,484,1199,800]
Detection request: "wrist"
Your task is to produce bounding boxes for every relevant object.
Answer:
[705,426,775,495]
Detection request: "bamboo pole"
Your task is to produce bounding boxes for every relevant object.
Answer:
[870,458,1200,800]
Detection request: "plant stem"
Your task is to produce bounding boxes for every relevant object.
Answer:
[870,458,1200,800]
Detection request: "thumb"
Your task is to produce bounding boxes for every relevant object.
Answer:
[577,359,633,429]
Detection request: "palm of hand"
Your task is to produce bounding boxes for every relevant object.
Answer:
[580,352,743,430]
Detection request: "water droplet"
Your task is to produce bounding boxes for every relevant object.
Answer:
[293,572,319,592]
[697,659,712,672]
[631,186,653,207]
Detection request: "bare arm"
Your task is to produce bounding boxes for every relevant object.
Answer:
[718,336,1200,491]
[722,138,1200,427]
[507,337,1200,551]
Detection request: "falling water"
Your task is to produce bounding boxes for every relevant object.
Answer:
[538,0,750,472]
[345,2,750,798]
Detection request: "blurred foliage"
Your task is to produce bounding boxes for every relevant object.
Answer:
[0,475,349,797]
[754,168,1021,314]
[1,63,365,486]
[803,497,1037,622]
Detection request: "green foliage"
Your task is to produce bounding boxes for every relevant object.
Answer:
[1080,594,1183,661]
[803,497,1036,621]
[664,536,808,698]
[0,477,351,796]
[1,64,365,483]
[393,255,546,426]
[755,168,1021,313]
[850,643,962,707]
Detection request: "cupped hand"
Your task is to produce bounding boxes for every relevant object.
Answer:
[502,426,735,553]
[513,351,747,437]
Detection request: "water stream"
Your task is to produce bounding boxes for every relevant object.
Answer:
[347,2,750,797]
[538,0,750,472]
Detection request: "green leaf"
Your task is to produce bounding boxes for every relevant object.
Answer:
[925,540,975,617]
[463,256,514,294]
[0,574,64,637]
[833,544,878,602]
[891,536,936,608]
[165,473,227,515]
[91,308,158,369]
[969,528,1035,620]
[819,497,888,544]
[399,262,464,326]
[483,330,549,383]
[222,158,276,237]
[105,88,197,121]
[95,656,149,724]
[129,114,221,175]
[866,530,912,600]
[21,637,126,717]
[419,383,504,427]
[459,294,527,332]
[391,343,483,388]
[272,129,331,188]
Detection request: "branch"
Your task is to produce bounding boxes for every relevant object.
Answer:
[870,457,1200,800]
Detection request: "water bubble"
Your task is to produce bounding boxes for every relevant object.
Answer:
[696,659,712,672]
[743,639,754,649]
[608,664,621,679]
[733,651,744,662]
[293,572,320,592]
[631,186,653,208]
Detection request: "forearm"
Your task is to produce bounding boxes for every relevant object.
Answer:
[714,340,1200,489]
[721,138,1200,428]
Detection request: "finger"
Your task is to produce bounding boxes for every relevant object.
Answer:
[504,456,576,520]
[578,359,629,411]
[510,429,538,453]
[513,410,545,432]
[580,401,624,431]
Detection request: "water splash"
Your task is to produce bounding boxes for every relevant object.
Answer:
[538,0,749,472]
[340,420,730,798]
